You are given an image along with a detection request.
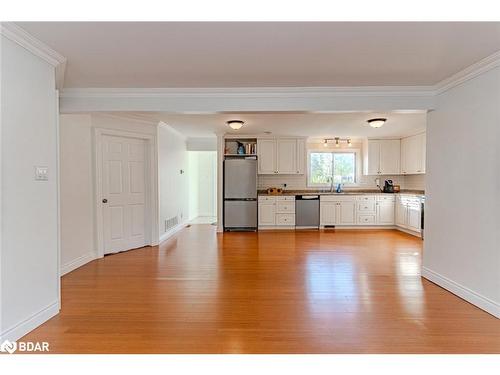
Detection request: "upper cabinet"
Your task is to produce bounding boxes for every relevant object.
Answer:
[363,139,401,175]
[257,137,306,175]
[363,133,426,175]
[401,132,426,174]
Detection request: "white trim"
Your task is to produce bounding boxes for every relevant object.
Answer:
[159,222,188,243]
[422,267,500,319]
[435,50,500,95]
[61,85,436,99]
[94,128,159,258]
[0,301,59,342]
[0,22,67,89]
[61,252,96,276]
[55,89,61,310]
[396,226,421,237]
[322,225,396,230]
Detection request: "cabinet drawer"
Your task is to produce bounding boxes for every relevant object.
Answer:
[276,213,295,226]
[276,196,295,201]
[377,195,395,202]
[321,195,355,202]
[358,214,376,224]
[358,202,376,212]
[276,201,295,213]
[357,195,376,202]
[258,196,276,202]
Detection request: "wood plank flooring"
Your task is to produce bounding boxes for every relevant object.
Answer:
[22,226,500,353]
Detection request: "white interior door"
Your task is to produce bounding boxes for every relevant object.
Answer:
[102,135,148,254]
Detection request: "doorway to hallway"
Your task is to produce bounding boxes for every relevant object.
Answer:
[188,151,217,225]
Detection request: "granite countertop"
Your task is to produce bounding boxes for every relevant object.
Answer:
[258,189,425,197]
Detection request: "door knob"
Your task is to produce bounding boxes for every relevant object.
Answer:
[102,199,108,203]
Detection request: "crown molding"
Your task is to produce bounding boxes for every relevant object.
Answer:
[435,50,500,95]
[1,22,67,89]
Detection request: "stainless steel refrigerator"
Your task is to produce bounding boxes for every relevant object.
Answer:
[223,158,257,230]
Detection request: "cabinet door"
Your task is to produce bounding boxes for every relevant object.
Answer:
[418,132,426,173]
[276,138,297,174]
[377,201,395,225]
[402,135,420,174]
[407,204,421,232]
[337,201,356,225]
[320,202,337,225]
[379,139,401,175]
[258,202,276,226]
[365,140,381,175]
[400,137,408,175]
[296,138,305,174]
[257,139,276,174]
[395,199,407,227]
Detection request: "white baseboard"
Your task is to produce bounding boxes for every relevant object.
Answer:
[0,301,60,342]
[422,267,500,318]
[160,221,187,243]
[61,252,96,276]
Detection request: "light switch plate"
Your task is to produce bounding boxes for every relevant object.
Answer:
[35,166,49,181]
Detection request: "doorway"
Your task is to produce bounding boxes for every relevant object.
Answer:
[188,151,217,224]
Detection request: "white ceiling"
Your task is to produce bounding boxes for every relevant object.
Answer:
[17,22,500,88]
[124,111,427,138]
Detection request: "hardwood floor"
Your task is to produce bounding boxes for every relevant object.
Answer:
[23,226,500,353]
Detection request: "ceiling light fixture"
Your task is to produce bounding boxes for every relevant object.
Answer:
[367,118,387,128]
[227,120,244,130]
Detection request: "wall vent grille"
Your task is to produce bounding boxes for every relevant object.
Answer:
[165,216,179,232]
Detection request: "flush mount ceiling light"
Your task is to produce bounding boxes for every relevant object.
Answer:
[367,118,387,128]
[227,120,244,130]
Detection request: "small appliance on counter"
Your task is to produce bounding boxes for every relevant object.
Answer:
[383,180,395,193]
[266,187,283,195]
[394,184,401,193]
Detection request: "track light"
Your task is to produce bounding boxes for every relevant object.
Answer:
[347,139,352,147]
[323,139,328,147]
[335,137,340,147]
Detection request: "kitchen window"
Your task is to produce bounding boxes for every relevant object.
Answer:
[308,150,357,187]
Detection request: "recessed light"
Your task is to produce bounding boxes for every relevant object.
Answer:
[367,118,387,128]
[227,120,244,130]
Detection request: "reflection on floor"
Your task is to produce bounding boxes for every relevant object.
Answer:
[190,216,217,224]
[22,226,500,353]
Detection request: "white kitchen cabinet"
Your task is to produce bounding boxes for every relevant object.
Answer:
[320,201,336,225]
[257,137,306,175]
[320,196,356,225]
[257,139,276,174]
[258,202,276,226]
[277,138,297,174]
[258,196,295,228]
[376,201,395,225]
[363,139,401,175]
[401,132,426,174]
[395,195,422,233]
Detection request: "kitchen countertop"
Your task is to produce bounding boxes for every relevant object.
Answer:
[258,189,425,197]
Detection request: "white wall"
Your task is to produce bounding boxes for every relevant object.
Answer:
[424,66,500,318]
[1,36,59,340]
[58,113,158,274]
[158,124,189,241]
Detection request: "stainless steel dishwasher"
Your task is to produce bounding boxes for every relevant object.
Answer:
[295,195,320,229]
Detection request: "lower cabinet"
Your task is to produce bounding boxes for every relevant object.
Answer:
[258,196,295,228]
[396,195,422,233]
[321,194,395,226]
[320,196,357,225]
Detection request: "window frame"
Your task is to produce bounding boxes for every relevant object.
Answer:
[307,148,361,188]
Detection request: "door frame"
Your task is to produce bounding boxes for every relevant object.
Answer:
[94,128,159,258]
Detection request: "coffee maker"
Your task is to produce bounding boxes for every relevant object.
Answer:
[383,180,395,193]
